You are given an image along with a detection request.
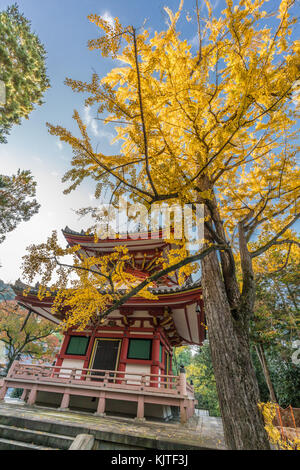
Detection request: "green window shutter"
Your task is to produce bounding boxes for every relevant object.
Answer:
[66,336,89,355]
[159,343,163,363]
[127,339,152,360]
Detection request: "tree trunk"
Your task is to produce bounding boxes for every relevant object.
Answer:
[5,358,14,375]
[201,249,270,449]
[255,343,277,403]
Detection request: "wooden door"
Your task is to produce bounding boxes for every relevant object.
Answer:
[90,339,121,381]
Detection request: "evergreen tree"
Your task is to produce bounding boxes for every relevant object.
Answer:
[251,245,299,403]
[0,170,40,244]
[0,3,50,143]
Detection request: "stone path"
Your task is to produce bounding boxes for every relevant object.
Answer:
[0,400,226,450]
[196,415,225,448]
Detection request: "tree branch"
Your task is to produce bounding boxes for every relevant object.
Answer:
[101,243,225,317]
[250,214,300,258]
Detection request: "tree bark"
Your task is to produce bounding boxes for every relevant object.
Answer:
[4,357,15,375]
[255,343,277,403]
[201,249,270,449]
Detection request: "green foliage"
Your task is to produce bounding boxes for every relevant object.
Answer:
[251,346,269,402]
[180,342,220,417]
[253,345,300,408]
[250,251,300,406]
[173,345,192,374]
[251,252,299,349]
[0,169,40,243]
[0,300,60,373]
[0,3,50,143]
[177,339,300,415]
[270,357,300,408]
[10,388,23,398]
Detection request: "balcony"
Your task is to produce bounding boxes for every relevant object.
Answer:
[0,361,196,423]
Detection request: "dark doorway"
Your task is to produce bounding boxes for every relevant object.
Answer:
[90,339,121,381]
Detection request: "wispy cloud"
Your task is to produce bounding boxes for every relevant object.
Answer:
[101,11,115,30]
[83,106,98,136]
[189,34,199,48]
[83,106,115,142]
[56,140,63,151]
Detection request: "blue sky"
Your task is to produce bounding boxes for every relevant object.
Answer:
[0,0,209,283]
[0,0,298,283]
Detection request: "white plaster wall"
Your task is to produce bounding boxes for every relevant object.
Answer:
[125,363,151,385]
[59,358,85,378]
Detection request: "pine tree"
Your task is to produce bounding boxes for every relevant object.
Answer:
[0,3,50,143]
[0,170,40,244]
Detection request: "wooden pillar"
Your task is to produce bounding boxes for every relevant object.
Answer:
[21,389,27,401]
[117,332,129,384]
[53,334,67,377]
[119,333,129,370]
[179,365,187,396]
[136,395,145,421]
[59,390,70,410]
[180,400,187,424]
[83,329,96,371]
[191,399,195,417]
[151,333,160,388]
[0,383,8,401]
[95,392,106,416]
[27,386,37,406]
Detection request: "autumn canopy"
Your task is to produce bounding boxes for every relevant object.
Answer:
[21,0,299,449]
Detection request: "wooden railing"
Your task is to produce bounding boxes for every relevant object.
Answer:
[6,361,194,396]
[1,361,196,422]
[186,381,194,395]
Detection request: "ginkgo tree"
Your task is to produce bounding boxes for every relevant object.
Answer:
[22,0,300,449]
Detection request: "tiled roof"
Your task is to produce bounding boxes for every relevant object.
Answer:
[12,278,201,298]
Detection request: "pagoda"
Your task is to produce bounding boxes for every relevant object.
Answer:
[1,227,205,422]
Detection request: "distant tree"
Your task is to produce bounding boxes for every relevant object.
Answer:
[0,170,40,244]
[251,243,300,403]
[173,345,192,373]
[186,341,220,417]
[0,300,60,374]
[0,3,50,143]
[0,280,15,301]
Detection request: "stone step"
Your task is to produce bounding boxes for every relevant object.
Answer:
[0,413,84,438]
[0,423,74,449]
[0,405,214,450]
[0,437,57,450]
